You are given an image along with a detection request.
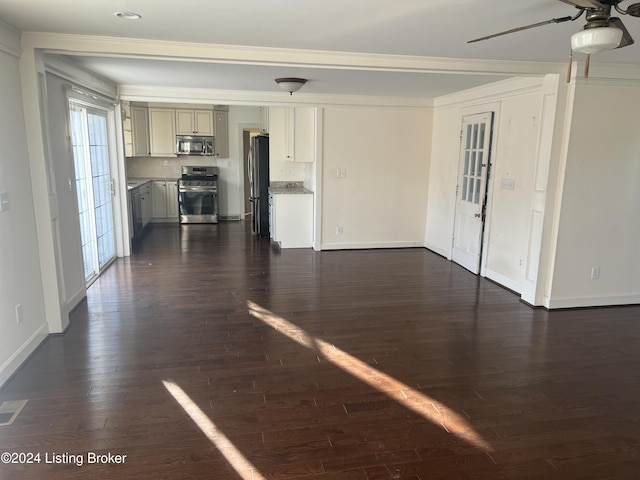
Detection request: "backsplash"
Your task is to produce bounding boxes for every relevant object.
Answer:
[126,156,222,179]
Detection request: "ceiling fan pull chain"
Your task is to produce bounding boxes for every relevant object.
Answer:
[567,51,574,84]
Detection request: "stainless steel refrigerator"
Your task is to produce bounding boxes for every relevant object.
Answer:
[248,135,270,236]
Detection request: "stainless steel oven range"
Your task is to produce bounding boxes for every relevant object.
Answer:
[178,166,219,224]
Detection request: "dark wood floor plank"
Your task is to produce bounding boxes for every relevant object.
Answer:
[1,222,640,479]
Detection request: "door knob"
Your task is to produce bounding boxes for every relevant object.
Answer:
[474,213,481,218]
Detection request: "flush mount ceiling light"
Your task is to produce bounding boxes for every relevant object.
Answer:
[275,78,307,95]
[114,11,142,20]
[571,26,624,54]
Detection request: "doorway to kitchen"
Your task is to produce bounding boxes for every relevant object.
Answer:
[452,112,494,274]
[68,98,117,285]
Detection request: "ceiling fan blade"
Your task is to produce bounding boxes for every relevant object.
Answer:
[625,3,640,17]
[557,0,604,8]
[468,16,573,44]
[609,17,635,48]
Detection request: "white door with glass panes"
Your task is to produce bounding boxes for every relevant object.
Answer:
[69,103,117,284]
[452,112,494,274]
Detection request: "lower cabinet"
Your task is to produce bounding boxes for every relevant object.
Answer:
[152,180,179,221]
[140,183,153,228]
[270,193,313,248]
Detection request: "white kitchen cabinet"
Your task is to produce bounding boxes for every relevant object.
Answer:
[269,107,287,165]
[148,108,176,156]
[213,109,229,158]
[166,180,179,218]
[131,105,150,157]
[271,107,315,163]
[176,109,214,135]
[152,181,167,218]
[122,102,133,157]
[152,180,179,221]
[270,193,313,248]
[293,107,315,163]
[260,106,269,134]
[140,182,153,228]
[268,190,275,241]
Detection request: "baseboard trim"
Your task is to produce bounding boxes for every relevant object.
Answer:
[67,288,86,312]
[220,215,242,221]
[424,243,451,260]
[546,293,640,310]
[320,241,424,251]
[484,268,523,295]
[0,324,49,390]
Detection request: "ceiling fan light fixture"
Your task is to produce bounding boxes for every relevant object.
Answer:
[275,78,307,95]
[571,26,623,54]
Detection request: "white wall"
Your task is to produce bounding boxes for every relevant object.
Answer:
[44,72,86,309]
[483,92,543,292]
[0,24,48,387]
[548,82,640,308]
[425,77,559,299]
[321,106,432,249]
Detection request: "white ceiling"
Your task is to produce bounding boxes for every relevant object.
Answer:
[2,0,640,98]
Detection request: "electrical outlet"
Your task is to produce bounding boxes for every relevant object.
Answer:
[591,266,600,280]
[15,304,23,324]
[336,168,347,178]
[336,226,343,235]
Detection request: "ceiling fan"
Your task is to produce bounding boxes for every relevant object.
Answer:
[469,0,640,55]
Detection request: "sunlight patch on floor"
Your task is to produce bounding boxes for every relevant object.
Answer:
[162,380,266,480]
[247,300,492,451]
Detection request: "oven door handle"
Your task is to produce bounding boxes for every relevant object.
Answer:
[179,186,218,193]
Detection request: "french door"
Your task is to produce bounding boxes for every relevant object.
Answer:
[69,102,116,284]
[452,112,494,274]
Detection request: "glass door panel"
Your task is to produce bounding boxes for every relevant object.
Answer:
[69,103,116,284]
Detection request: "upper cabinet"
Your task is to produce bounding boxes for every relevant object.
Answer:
[148,108,176,157]
[293,108,315,163]
[260,106,269,134]
[270,107,316,163]
[176,109,214,136]
[213,108,229,158]
[131,105,150,157]
[122,102,133,157]
[126,103,229,158]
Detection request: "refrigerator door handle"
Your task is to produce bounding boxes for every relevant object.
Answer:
[247,146,254,188]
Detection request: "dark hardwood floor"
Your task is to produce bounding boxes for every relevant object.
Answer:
[2,221,640,479]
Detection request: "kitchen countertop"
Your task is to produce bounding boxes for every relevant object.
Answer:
[269,181,313,195]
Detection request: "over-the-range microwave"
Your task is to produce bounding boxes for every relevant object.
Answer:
[176,135,215,156]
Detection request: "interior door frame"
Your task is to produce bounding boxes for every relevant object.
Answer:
[453,103,501,277]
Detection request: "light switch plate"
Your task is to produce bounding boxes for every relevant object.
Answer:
[501,178,515,190]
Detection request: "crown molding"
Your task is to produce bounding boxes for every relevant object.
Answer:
[433,76,550,109]
[118,85,434,109]
[0,20,21,58]
[21,32,566,78]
